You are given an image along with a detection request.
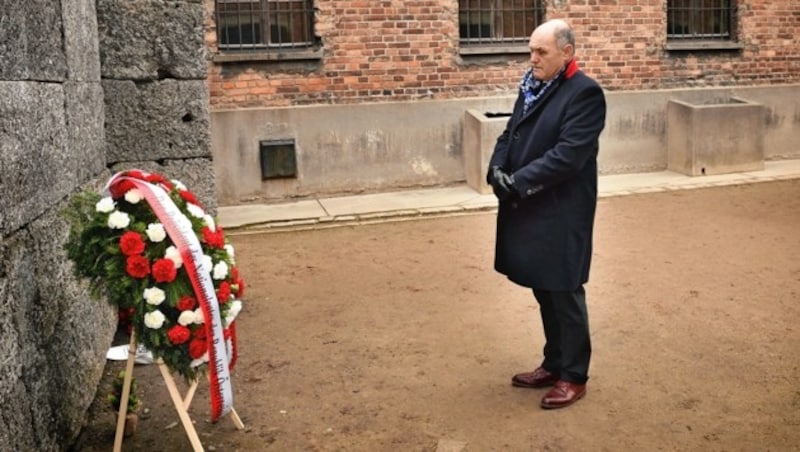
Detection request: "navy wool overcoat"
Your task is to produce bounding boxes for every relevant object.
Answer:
[488,63,607,291]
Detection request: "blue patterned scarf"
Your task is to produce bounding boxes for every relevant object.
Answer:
[519,65,566,115]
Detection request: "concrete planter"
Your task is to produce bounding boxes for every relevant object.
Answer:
[667,96,765,176]
[462,109,510,193]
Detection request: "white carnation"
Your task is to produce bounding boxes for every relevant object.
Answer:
[192,307,205,324]
[177,310,196,326]
[225,300,243,326]
[190,352,209,368]
[165,246,183,268]
[224,244,236,263]
[143,287,166,305]
[213,261,229,280]
[124,188,144,204]
[203,214,216,232]
[107,210,130,229]
[144,310,166,329]
[95,197,115,213]
[186,203,205,219]
[171,179,187,191]
[146,223,167,242]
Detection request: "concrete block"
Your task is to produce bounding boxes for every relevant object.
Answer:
[63,0,101,81]
[97,0,206,80]
[0,0,67,81]
[65,82,106,184]
[103,79,211,163]
[463,109,508,194]
[0,82,70,235]
[667,96,765,176]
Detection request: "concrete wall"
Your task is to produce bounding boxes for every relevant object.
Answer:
[0,2,116,450]
[212,84,800,205]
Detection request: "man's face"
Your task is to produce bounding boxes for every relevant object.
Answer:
[528,28,572,81]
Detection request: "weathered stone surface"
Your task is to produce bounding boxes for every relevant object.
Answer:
[65,82,106,184]
[63,0,102,81]
[97,0,207,80]
[0,207,116,452]
[0,0,67,81]
[110,157,218,215]
[103,79,211,162]
[0,82,70,235]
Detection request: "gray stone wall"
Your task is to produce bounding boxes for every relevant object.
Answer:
[0,0,213,450]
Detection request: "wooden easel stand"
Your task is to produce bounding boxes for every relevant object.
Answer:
[113,333,244,452]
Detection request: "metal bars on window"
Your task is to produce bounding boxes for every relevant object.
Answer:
[459,0,544,45]
[216,0,314,50]
[667,0,735,40]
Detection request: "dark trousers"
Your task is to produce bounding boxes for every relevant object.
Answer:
[533,286,592,384]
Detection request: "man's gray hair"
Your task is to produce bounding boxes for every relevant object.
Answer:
[555,25,575,49]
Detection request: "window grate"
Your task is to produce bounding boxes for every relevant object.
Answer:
[459,0,545,45]
[667,0,736,40]
[215,0,314,50]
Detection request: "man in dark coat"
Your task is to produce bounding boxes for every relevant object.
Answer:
[487,19,607,409]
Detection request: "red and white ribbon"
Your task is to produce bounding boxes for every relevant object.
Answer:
[105,172,233,422]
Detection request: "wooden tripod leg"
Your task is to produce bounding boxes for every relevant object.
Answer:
[229,407,245,430]
[158,360,204,452]
[113,333,137,452]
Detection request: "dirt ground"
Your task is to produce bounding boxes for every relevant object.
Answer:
[75,179,800,452]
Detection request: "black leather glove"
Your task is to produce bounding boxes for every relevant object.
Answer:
[490,166,516,201]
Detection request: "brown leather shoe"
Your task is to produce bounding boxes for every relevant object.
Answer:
[511,367,559,388]
[540,380,586,409]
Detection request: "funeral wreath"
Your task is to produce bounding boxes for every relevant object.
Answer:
[62,170,244,382]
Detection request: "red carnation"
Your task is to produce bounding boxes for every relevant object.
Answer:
[188,338,207,359]
[167,325,191,345]
[125,255,150,279]
[179,190,199,205]
[152,258,177,283]
[126,170,146,180]
[201,227,225,249]
[146,173,166,185]
[109,179,136,199]
[177,295,197,311]
[119,231,146,256]
[216,281,231,304]
[193,326,207,340]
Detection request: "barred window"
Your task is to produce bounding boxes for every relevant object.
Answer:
[215,0,314,51]
[667,0,736,41]
[459,0,544,46]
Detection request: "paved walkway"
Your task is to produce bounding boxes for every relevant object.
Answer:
[218,159,800,233]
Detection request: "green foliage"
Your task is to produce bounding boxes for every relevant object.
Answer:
[108,371,140,413]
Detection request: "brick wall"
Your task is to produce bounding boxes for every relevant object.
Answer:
[206,0,800,109]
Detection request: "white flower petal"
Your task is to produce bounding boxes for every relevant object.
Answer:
[178,310,196,326]
[143,287,166,305]
[95,197,115,213]
[192,307,205,324]
[186,203,205,219]
[107,210,130,229]
[144,310,166,329]
[203,214,216,232]
[124,188,144,204]
[212,261,229,280]
[165,246,183,269]
[146,223,167,242]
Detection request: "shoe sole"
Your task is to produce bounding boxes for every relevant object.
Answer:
[511,379,557,389]
[540,390,586,409]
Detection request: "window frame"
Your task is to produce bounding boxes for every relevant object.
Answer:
[213,0,321,63]
[665,0,743,51]
[457,0,545,56]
